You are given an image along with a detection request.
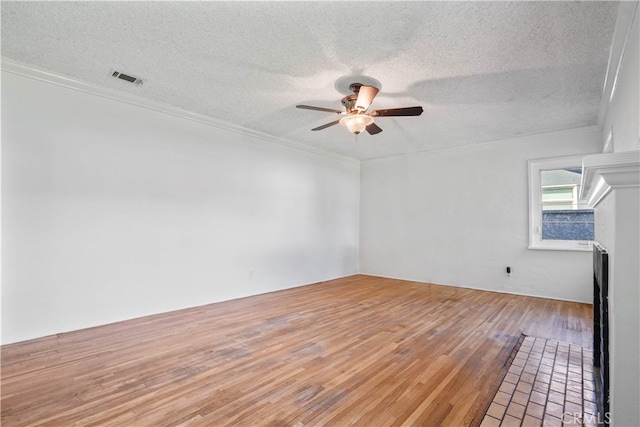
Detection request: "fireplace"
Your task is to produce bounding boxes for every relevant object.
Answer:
[592,241,609,423]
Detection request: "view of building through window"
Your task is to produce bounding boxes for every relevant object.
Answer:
[540,168,594,240]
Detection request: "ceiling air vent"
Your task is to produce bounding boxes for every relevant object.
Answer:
[110,70,143,85]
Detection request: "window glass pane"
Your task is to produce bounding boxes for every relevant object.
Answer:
[540,167,594,240]
[529,156,593,251]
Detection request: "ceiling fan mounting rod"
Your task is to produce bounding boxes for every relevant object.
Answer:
[349,83,364,93]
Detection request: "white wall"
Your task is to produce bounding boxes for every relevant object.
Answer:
[360,129,602,302]
[1,71,360,344]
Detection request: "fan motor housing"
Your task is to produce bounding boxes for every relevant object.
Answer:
[340,94,359,113]
[341,82,376,113]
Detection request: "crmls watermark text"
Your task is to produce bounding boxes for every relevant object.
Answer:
[562,412,611,424]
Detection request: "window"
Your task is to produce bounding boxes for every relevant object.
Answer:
[529,155,593,251]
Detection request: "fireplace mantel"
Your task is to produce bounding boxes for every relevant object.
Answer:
[581,149,639,426]
[580,151,640,208]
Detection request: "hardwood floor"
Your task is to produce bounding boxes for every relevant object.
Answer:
[1,275,592,426]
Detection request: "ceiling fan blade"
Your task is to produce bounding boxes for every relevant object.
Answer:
[366,123,383,135]
[297,105,344,114]
[311,119,341,131]
[355,85,379,111]
[370,106,424,117]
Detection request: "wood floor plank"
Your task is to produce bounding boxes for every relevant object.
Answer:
[1,275,592,426]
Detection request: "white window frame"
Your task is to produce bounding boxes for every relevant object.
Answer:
[528,155,593,251]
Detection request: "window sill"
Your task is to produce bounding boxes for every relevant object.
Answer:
[528,243,593,252]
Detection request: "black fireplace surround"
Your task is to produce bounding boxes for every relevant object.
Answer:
[592,241,609,424]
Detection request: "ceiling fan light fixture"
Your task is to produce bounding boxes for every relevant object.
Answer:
[339,114,374,134]
[297,78,422,135]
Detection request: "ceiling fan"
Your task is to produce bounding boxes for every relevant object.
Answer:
[296,83,423,135]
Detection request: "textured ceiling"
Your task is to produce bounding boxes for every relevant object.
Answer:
[1,1,619,160]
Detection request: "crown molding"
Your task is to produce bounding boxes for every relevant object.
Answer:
[1,57,359,165]
[580,151,640,208]
[597,1,639,128]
